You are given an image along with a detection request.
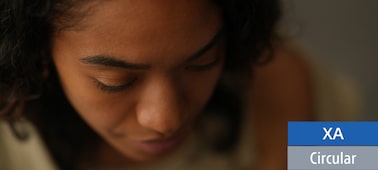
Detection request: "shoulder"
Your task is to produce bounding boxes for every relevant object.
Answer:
[250,41,314,115]
[245,42,314,169]
[253,42,311,86]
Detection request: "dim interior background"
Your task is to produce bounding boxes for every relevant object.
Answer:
[282,0,378,120]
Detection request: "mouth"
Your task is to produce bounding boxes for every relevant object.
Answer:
[135,132,187,155]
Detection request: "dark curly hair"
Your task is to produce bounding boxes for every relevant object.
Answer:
[0,0,281,169]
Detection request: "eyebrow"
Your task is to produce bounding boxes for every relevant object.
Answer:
[80,28,223,70]
[80,55,151,70]
[184,28,223,63]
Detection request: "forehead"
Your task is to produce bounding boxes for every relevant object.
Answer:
[53,0,222,65]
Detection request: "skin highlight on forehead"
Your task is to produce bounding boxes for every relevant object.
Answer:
[79,28,224,70]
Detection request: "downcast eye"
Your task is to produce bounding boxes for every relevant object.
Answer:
[185,54,222,71]
[94,77,138,93]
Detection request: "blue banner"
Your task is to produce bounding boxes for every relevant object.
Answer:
[288,122,378,146]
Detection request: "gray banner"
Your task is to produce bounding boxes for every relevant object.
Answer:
[288,146,378,170]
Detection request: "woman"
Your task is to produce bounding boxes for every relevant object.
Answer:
[0,0,312,169]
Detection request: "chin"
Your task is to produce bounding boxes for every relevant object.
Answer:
[120,150,167,164]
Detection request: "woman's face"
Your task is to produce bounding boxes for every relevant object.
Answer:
[51,0,223,162]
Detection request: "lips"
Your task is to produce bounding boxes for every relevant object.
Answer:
[135,133,186,155]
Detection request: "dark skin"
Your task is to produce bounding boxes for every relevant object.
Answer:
[84,45,314,169]
[51,0,313,169]
[52,0,224,164]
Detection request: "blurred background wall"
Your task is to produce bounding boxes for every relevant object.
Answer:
[282,0,378,119]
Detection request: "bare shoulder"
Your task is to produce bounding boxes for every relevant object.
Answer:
[253,42,311,85]
[249,42,314,170]
[250,42,314,116]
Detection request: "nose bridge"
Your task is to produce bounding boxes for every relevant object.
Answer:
[136,75,184,136]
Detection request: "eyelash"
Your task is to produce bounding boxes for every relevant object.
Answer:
[94,77,138,93]
[185,54,221,71]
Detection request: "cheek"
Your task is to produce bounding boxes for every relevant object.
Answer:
[69,93,134,133]
[52,57,135,134]
[184,62,224,111]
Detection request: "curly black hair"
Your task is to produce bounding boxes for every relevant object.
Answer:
[0,0,281,169]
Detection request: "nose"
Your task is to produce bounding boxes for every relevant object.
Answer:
[136,76,185,137]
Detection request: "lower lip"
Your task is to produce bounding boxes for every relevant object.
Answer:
[136,134,185,154]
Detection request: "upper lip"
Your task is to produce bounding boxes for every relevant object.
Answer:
[139,132,183,144]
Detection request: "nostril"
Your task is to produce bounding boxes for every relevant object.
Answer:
[150,120,182,137]
[160,126,181,137]
[137,109,183,136]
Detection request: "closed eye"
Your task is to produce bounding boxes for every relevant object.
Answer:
[94,77,138,93]
[185,54,222,71]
